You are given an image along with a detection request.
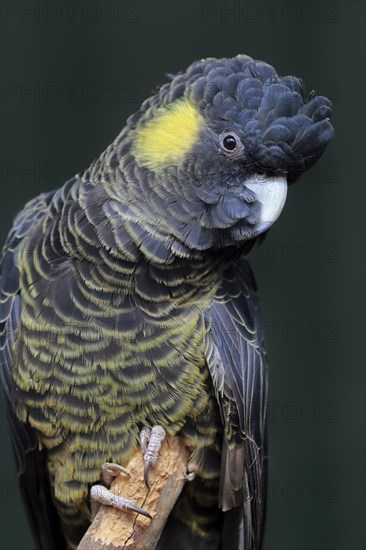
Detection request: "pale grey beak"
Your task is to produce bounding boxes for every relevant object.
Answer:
[245,174,288,235]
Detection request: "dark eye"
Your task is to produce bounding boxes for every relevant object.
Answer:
[223,135,237,150]
[220,132,242,154]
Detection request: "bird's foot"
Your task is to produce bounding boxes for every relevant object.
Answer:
[90,462,152,520]
[139,425,166,488]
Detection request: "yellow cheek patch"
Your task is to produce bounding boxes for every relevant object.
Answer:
[132,99,204,171]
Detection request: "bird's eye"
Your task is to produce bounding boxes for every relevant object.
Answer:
[220,132,242,155]
[223,135,237,150]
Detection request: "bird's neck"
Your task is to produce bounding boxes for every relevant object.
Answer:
[53,176,235,296]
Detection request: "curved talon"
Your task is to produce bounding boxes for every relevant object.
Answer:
[91,485,152,519]
[184,472,196,482]
[140,427,151,453]
[101,462,130,487]
[102,462,130,476]
[144,459,152,489]
[124,500,152,519]
[185,461,197,482]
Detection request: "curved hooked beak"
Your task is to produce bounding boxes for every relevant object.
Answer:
[244,174,288,236]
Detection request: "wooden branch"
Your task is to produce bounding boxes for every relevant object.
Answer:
[78,435,189,550]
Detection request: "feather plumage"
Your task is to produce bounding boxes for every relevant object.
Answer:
[0,54,333,549]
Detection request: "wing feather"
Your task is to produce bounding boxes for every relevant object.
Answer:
[205,256,268,549]
[0,191,66,550]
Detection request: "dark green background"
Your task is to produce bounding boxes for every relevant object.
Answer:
[1,1,365,549]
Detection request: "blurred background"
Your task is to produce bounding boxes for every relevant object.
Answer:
[1,1,365,549]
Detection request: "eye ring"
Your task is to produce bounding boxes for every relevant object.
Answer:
[220,131,243,155]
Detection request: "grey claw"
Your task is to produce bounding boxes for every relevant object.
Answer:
[141,425,166,488]
[185,461,198,482]
[140,427,151,454]
[91,485,152,519]
[102,462,130,476]
[101,462,130,487]
[144,459,151,489]
[126,500,152,519]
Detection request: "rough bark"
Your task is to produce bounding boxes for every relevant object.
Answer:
[78,436,189,550]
